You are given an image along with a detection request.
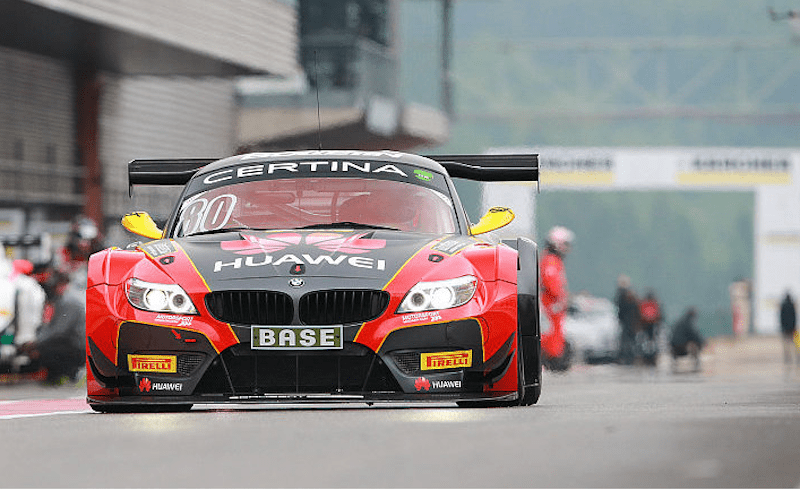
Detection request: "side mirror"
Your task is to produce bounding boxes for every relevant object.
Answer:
[470,207,515,235]
[121,212,163,240]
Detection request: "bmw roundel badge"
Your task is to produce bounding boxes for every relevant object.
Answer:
[289,277,304,288]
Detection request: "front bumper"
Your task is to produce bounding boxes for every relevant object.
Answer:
[87,318,518,405]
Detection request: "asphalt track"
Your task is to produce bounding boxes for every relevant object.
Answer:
[0,335,798,488]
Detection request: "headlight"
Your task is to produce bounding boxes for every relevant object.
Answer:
[125,278,198,314]
[397,275,478,313]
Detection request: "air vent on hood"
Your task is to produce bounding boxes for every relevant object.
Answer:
[205,291,293,325]
[299,290,390,325]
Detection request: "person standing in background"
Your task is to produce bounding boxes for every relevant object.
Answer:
[615,274,639,365]
[637,289,663,366]
[779,291,798,368]
[540,226,574,371]
[729,279,751,339]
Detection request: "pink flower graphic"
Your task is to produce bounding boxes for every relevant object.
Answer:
[220,232,385,255]
[220,233,302,255]
[306,233,385,254]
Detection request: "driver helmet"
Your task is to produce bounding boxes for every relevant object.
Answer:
[72,215,99,241]
[66,215,102,261]
[547,226,574,255]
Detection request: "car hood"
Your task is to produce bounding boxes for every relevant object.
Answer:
[170,229,442,290]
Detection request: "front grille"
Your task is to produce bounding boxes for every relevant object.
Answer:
[299,290,389,325]
[391,351,420,374]
[205,291,293,325]
[177,353,206,376]
[192,343,401,395]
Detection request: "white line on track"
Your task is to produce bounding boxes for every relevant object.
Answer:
[0,398,91,419]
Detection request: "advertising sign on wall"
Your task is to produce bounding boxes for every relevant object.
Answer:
[487,146,800,334]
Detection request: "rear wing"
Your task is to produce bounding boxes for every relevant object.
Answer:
[128,158,217,196]
[424,154,538,182]
[127,153,539,192]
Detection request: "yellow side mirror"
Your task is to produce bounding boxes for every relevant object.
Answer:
[121,212,163,240]
[470,207,515,235]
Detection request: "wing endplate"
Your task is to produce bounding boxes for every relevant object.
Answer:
[424,154,538,182]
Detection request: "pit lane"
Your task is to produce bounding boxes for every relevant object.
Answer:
[0,335,798,488]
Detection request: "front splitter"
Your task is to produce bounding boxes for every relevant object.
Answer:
[87,391,518,406]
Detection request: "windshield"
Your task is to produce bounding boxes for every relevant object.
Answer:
[172,177,458,237]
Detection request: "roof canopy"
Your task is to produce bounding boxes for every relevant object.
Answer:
[0,0,296,76]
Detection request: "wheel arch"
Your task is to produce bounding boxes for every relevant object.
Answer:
[516,237,541,404]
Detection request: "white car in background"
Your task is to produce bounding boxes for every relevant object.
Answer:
[0,244,46,371]
[541,292,620,365]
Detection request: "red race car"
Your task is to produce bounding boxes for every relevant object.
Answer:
[86,150,541,411]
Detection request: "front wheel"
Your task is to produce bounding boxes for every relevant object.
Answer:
[516,328,541,406]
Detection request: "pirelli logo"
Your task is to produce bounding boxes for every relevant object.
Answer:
[127,354,177,373]
[420,350,472,371]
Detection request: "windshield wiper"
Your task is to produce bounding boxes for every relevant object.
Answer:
[183,227,263,237]
[298,222,400,231]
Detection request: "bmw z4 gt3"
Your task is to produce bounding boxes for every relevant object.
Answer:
[86,150,541,411]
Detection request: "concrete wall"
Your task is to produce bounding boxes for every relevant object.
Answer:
[99,76,238,246]
[0,46,81,209]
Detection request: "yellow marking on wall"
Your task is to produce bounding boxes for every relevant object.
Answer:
[762,234,800,246]
[540,171,614,186]
[677,171,791,186]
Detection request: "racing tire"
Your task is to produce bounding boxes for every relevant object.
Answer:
[516,327,541,406]
[90,403,193,413]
